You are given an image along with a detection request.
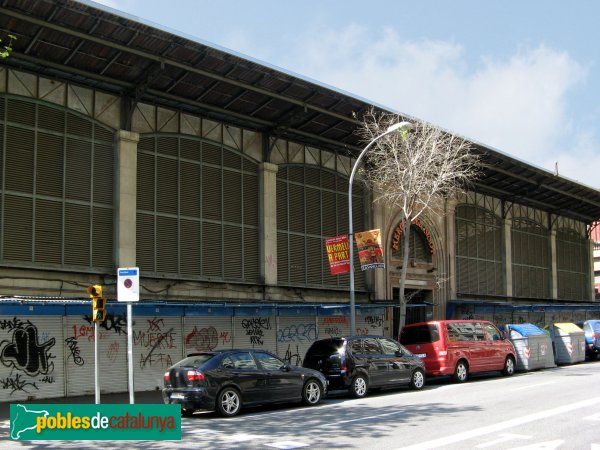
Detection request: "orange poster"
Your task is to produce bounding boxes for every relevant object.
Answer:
[324,235,350,275]
[354,229,385,270]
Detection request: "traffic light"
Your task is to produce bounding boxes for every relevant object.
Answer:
[87,284,106,323]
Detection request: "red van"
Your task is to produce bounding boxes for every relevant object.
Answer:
[399,320,516,382]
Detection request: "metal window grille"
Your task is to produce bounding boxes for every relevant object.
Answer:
[557,228,589,300]
[0,95,114,270]
[511,217,551,298]
[456,204,504,296]
[136,134,259,282]
[391,227,432,263]
[276,165,367,290]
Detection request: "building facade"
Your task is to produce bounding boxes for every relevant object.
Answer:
[0,0,599,401]
[592,223,600,299]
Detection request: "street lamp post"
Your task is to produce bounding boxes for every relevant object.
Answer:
[348,121,412,334]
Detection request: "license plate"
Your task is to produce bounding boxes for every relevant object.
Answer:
[170,393,185,400]
[416,353,426,358]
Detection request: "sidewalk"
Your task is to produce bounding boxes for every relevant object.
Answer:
[0,390,164,421]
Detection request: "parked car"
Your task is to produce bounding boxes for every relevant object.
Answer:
[163,349,327,417]
[399,320,516,382]
[576,320,600,360]
[302,335,425,398]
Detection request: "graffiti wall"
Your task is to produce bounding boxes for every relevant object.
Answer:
[317,314,351,338]
[233,315,277,350]
[0,316,64,401]
[0,305,386,402]
[184,316,233,353]
[133,316,182,391]
[277,316,318,367]
[65,312,128,396]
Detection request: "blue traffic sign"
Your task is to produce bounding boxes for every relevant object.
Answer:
[118,269,138,276]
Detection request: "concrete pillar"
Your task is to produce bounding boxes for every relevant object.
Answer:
[504,218,513,298]
[260,162,278,285]
[446,198,458,304]
[550,229,558,299]
[115,130,139,268]
[372,201,386,300]
[589,237,595,301]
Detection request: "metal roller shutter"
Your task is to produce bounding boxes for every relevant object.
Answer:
[0,314,64,402]
[132,315,183,392]
[277,314,318,367]
[355,308,384,336]
[233,308,277,353]
[317,309,351,338]
[64,307,128,396]
[183,315,233,354]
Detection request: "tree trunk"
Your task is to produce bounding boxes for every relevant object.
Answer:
[397,220,411,338]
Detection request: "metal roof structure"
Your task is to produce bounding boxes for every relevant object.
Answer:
[2,0,600,223]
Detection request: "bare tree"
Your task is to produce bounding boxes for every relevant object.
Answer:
[356,108,480,336]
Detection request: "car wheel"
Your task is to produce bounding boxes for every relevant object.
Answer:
[349,374,368,398]
[216,387,242,417]
[409,368,425,390]
[302,379,323,406]
[453,361,468,382]
[502,356,515,376]
[181,408,195,417]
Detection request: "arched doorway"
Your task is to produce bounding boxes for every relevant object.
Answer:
[387,217,440,332]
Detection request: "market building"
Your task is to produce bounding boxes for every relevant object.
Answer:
[0,0,599,401]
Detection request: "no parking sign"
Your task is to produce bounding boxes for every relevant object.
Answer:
[117,267,140,302]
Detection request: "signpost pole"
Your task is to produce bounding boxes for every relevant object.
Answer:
[94,321,100,404]
[127,302,134,404]
[117,267,140,405]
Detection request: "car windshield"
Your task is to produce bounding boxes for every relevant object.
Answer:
[401,324,440,345]
[171,354,215,368]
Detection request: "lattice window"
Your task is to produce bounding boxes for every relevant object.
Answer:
[276,165,367,290]
[0,95,114,270]
[557,228,589,301]
[391,227,433,263]
[456,203,504,296]
[136,134,259,283]
[512,217,551,299]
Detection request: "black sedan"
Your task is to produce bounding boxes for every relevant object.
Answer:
[163,349,328,417]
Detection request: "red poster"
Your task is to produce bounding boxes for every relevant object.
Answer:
[325,235,350,275]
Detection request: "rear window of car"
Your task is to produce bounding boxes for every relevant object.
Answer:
[306,339,345,356]
[400,324,440,345]
[171,354,215,368]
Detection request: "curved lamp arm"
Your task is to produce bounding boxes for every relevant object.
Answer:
[348,121,412,334]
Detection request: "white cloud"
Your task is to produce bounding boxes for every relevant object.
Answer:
[279,25,598,188]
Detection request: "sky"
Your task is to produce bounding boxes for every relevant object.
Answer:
[91,0,600,189]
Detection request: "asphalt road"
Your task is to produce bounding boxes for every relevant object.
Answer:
[1,360,600,449]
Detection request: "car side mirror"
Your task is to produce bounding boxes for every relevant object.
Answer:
[395,350,403,357]
[281,363,291,372]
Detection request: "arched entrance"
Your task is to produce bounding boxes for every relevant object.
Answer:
[387,217,442,332]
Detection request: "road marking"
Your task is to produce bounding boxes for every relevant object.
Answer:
[396,396,600,450]
[511,381,555,391]
[475,433,530,448]
[509,440,564,449]
[223,433,271,442]
[266,441,309,449]
[326,409,406,425]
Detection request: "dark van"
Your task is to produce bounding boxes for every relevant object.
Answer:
[400,320,516,382]
[303,335,425,398]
